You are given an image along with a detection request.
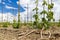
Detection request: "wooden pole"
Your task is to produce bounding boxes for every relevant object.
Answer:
[2,0,3,22]
[18,0,20,27]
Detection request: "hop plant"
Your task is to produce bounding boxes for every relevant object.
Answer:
[47,11,54,21]
[33,0,40,28]
[40,10,47,14]
[13,20,19,29]
[42,0,47,5]
[48,3,54,9]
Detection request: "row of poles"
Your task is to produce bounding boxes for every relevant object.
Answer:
[18,0,33,23]
[1,0,60,23]
[1,0,15,22]
[1,0,33,23]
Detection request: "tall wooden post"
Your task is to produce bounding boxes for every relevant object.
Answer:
[27,4,29,23]
[18,0,20,27]
[2,0,3,22]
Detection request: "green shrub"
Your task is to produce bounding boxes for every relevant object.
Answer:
[3,22,8,28]
[28,23,33,26]
[37,23,42,29]
[24,22,27,26]
[12,20,19,29]
[33,21,37,28]
[58,20,60,27]
[33,21,42,29]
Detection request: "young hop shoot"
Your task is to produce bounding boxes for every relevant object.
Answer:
[33,0,39,28]
[40,0,54,38]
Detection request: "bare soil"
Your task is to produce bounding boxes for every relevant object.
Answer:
[0,26,60,40]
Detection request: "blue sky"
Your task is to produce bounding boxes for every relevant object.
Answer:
[0,0,25,15]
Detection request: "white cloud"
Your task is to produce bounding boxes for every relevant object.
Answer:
[5,5,17,9]
[8,0,12,3]
[20,0,30,4]
[0,0,5,4]
[0,13,14,23]
[53,0,60,21]
[3,2,5,4]
[0,0,1,3]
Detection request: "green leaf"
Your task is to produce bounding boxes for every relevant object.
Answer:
[32,7,38,11]
[35,0,38,3]
[33,14,39,20]
[40,10,47,14]
[48,3,54,9]
[33,8,35,11]
[42,0,47,5]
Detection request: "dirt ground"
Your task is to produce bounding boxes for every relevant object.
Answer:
[0,26,60,40]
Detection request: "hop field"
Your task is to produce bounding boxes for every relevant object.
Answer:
[0,0,60,40]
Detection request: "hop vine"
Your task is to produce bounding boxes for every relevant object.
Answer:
[33,0,39,28]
